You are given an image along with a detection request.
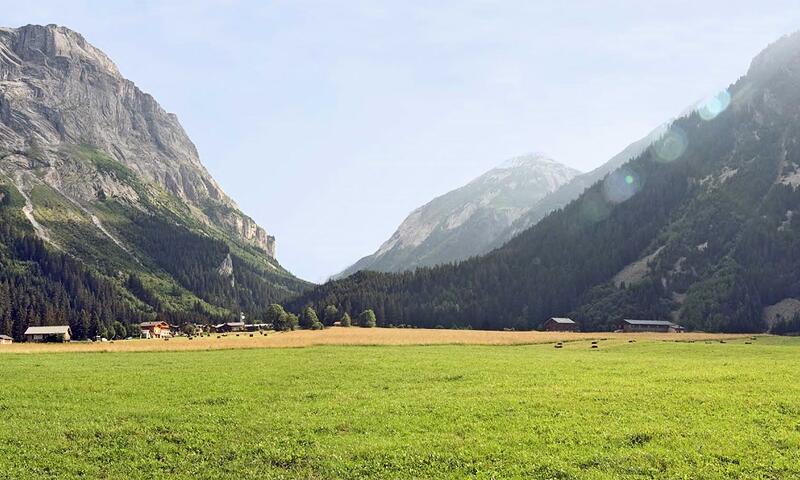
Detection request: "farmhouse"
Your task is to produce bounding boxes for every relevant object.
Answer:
[0,334,12,344]
[620,319,685,333]
[24,326,72,343]
[543,317,579,332]
[139,321,171,339]
[213,322,246,333]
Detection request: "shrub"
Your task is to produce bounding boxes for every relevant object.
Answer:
[358,309,377,328]
[300,306,319,329]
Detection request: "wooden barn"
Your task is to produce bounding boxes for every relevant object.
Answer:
[0,334,13,344]
[24,326,72,343]
[619,319,685,333]
[213,322,246,333]
[543,317,579,332]
[139,321,171,339]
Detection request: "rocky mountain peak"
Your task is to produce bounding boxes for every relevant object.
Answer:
[0,24,276,256]
[497,153,559,169]
[336,154,580,278]
[10,24,121,77]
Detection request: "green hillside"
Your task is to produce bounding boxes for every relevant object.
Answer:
[290,32,800,333]
[0,146,309,340]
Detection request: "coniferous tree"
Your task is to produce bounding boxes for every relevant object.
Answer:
[322,305,339,326]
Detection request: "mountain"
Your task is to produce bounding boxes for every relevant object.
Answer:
[491,124,669,247]
[336,154,579,277]
[290,31,800,334]
[0,24,308,340]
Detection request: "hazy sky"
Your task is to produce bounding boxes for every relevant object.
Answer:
[4,1,800,281]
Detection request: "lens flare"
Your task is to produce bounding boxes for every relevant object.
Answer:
[698,89,731,121]
[603,168,640,204]
[654,126,688,163]
[579,196,611,224]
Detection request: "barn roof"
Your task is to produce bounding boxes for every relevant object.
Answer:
[548,317,576,324]
[0,334,12,340]
[622,319,675,326]
[140,321,169,328]
[24,326,71,335]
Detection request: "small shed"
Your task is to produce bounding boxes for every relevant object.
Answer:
[24,326,72,343]
[0,334,13,344]
[543,317,579,332]
[620,319,685,333]
[139,321,171,339]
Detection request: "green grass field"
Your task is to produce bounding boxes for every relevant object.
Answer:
[1,337,799,479]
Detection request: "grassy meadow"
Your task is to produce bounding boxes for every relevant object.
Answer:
[1,334,799,479]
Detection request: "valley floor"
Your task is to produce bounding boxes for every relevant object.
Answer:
[0,327,750,353]
[1,335,798,479]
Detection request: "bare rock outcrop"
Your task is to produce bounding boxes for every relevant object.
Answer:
[0,24,275,256]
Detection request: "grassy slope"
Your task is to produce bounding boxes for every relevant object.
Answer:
[18,145,309,317]
[0,337,798,479]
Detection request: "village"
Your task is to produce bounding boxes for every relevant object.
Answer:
[2,317,687,344]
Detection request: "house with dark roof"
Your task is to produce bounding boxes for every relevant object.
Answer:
[24,326,72,342]
[619,319,685,333]
[213,322,246,333]
[543,317,579,332]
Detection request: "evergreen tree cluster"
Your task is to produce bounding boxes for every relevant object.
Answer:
[0,186,145,340]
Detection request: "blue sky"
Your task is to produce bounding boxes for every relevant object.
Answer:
[4,1,800,281]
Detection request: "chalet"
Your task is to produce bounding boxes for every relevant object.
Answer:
[620,319,685,333]
[543,317,579,332]
[24,326,72,343]
[139,321,171,339]
[0,334,13,344]
[213,322,246,333]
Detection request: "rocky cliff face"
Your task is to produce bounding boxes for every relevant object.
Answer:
[0,24,275,255]
[336,154,580,277]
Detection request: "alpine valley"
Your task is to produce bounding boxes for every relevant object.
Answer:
[292,31,800,334]
[0,24,308,340]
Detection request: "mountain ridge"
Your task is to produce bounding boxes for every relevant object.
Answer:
[0,24,276,256]
[335,153,580,278]
[292,30,800,334]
